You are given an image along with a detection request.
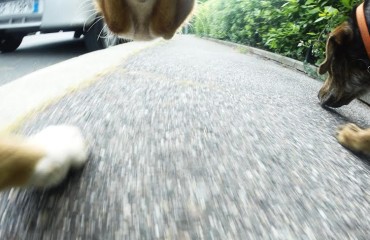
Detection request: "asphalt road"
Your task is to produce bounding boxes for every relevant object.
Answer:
[0,36,370,239]
[0,32,88,86]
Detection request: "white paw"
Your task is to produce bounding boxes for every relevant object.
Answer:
[26,125,89,188]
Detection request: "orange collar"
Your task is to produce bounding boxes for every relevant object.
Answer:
[357,2,370,59]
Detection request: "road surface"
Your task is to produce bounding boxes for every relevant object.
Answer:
[0,32,87,86]
[0,36,369,239]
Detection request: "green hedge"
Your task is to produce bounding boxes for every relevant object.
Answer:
[192,0,361,64]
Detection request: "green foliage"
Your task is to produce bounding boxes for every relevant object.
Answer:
[192,0,362,63]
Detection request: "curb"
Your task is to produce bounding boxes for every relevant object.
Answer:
[203,37,308,73]
[0,39,162,134]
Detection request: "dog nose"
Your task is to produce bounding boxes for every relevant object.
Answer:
[318,92,337,107]
[319,93,329,106]
[318,92,352,108]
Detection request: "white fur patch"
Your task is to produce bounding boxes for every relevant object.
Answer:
[26,125,89,188]
[125,0,157,40]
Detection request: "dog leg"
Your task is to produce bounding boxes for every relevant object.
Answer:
[337,123,370,154]
[0,125,88,191]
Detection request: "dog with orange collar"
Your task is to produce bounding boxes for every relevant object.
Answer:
[318,1,370,154]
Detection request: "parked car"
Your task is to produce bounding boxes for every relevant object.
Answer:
[0,0,124,53]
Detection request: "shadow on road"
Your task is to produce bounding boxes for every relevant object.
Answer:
[322,105,370,164]
[322,105,353,122]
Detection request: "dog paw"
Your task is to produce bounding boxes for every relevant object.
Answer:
[336,123,370,154]
[27,125,89,188]
[337,124,358,149]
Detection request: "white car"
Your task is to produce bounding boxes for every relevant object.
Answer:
[0,0,123,53]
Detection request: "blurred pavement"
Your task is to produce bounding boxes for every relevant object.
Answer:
[0,35,369,239]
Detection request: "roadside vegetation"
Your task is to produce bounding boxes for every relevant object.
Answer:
[192,0,362,65]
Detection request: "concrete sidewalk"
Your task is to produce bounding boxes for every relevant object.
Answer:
[0,39,161,134]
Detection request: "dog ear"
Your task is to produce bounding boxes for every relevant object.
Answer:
[174,0,195,30]
[151,0,194,39]
[318,22,353,74]
[318,36,336,74]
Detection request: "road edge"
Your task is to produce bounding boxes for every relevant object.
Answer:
[0,39,163,134]
[201,36,370,106]
[201,37,318,74]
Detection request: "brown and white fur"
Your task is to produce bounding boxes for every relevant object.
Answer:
[0,125,88,191]
[318,0,370,154]
[0,0,195,191]
[94,0,195,40]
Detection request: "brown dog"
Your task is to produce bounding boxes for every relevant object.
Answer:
[0,0,195,191]
[318,1,370,154]
[94,0,195,40]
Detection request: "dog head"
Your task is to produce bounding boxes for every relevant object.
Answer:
[94,0,195,41]
[318,1,370,108]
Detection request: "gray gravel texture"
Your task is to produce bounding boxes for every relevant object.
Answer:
[1,35,370,239]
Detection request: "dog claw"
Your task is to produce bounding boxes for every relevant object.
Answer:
[337,123,360,133]
[335,123,370,154]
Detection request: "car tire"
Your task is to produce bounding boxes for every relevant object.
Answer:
[84,17,126,52]
[0,34,23,53]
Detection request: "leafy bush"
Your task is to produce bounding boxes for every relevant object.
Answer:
[192,0,362,64]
